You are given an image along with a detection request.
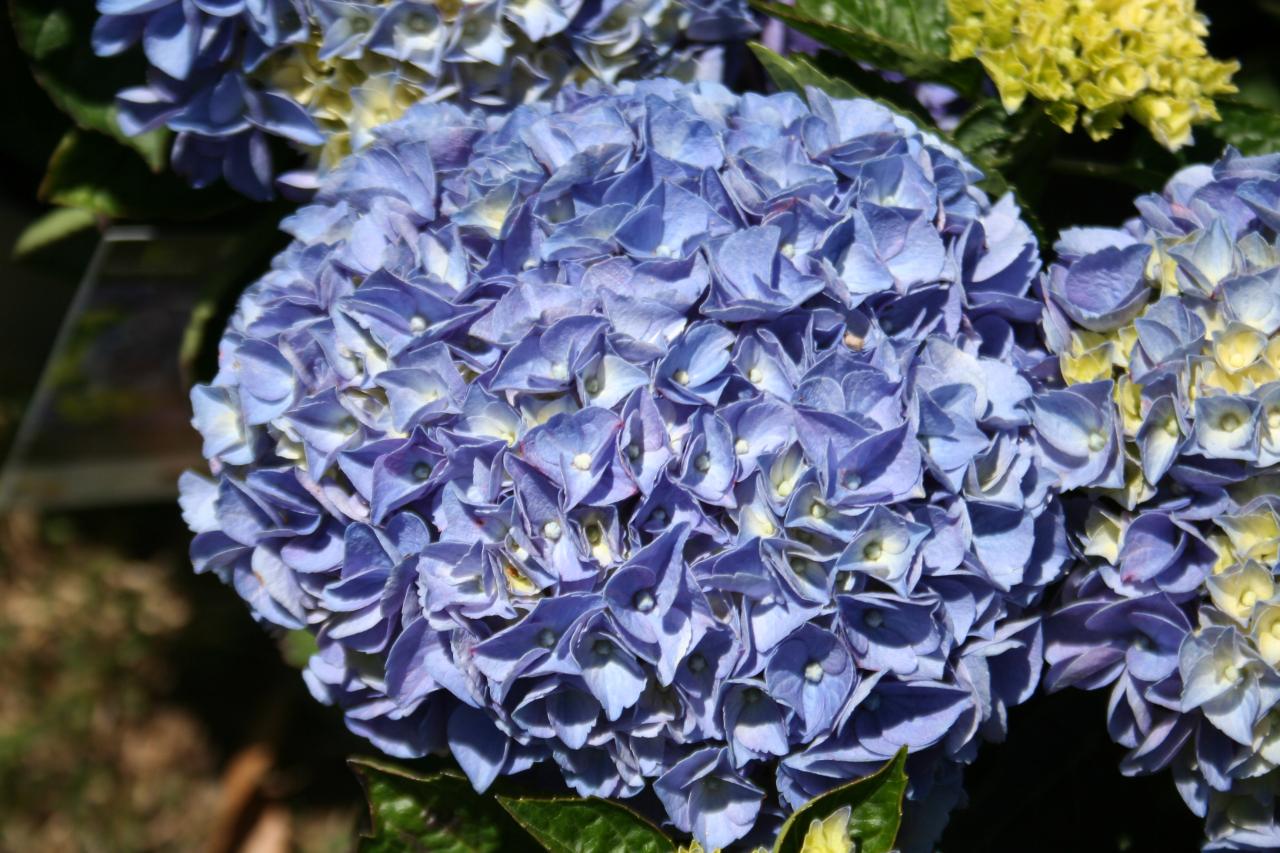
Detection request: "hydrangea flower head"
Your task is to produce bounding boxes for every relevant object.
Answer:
[94,0,755,197]
[947,0,1238,149]
[1042,150,1280,850]
[181,79,1066,849]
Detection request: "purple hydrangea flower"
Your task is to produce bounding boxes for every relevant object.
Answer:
[1042,149,1280,851]
[94,0,756,197]
[181,79,1065,849]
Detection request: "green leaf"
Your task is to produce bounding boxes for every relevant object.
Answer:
[802,0,951,57]
[10,0,169,171]
[750,44,862,99]
[750,45,942,129]
[350,758,522,853]
[772,748,908,853]
[1207,99,1280,157]
[497,796,675,853]
[750,0,983,95]
[12,206,97,259]
[40,129,240,221]
[951,100,1015,169]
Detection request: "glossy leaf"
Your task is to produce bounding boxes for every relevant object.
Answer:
[750,44,862,100]
[497,795,675,853]
[350,758,521,853]
[10,0,169,171]
[750,0,983,95]
[772,748,908,853]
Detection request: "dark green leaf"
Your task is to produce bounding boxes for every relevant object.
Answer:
[772,747,908,853]
[10,0,169,170]
[12,206,98,259]
[497,795,674,853]
[351,758,522,853]
[40,129,240,221]
[951,100,1015,169]
[800,0,950,57]
[1207,99,1280,156]
[750,0,983,95]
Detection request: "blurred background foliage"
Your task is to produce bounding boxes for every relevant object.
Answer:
[3,1,1279,850]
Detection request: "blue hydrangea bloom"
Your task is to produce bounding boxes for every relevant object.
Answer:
[180,79,1066,849]
[1042,150,1280,852]
[94,0,755,198]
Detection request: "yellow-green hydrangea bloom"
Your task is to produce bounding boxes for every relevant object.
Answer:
[947,0,1238,149]
[798,806,856,853]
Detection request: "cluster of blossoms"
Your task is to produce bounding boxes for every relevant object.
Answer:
[947,0,1238,149]
[180,79,1071,849]
[93,0,754,198]
[1041,150,1280,850]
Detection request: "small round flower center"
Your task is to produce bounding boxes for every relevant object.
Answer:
[734,438,749,454]
[543,521,563,540]
[1269,409,1280,431]
[350,15,372,33]
[747,367,764,384]
[809,501,827,519]
[632,589,656,612]
[1163,417,1179,437]
[409,314,427,332]
[412,462,432,480]
[584,376,601,396]
[845,472,862,489]
[407,12,432,32]
[1271,620,1280,640]
[626,443,642,460]
[537,628,556,648]
[572,452,593,471]
[656,245,675,258]
[593,639,613,658]
[1087,430,1106,452]
[1220,412,1242,432]
[863,608,884,629]
[586,523,604,545]
[843,331,864,350]
[650,507,668,524]
[1240,589,1259,609]
[776,482,793,498]
[695,453,711,473]
[862,540,883,561]
[804,661,824,683]
[687,653,707,673]
[1221,663,1241,682]
[340,417,359,435]
[673,369,690,385]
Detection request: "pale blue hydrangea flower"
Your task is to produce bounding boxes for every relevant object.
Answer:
[93,0,755,197]
[1042,150,1280,852]
[180,80,1065,849]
